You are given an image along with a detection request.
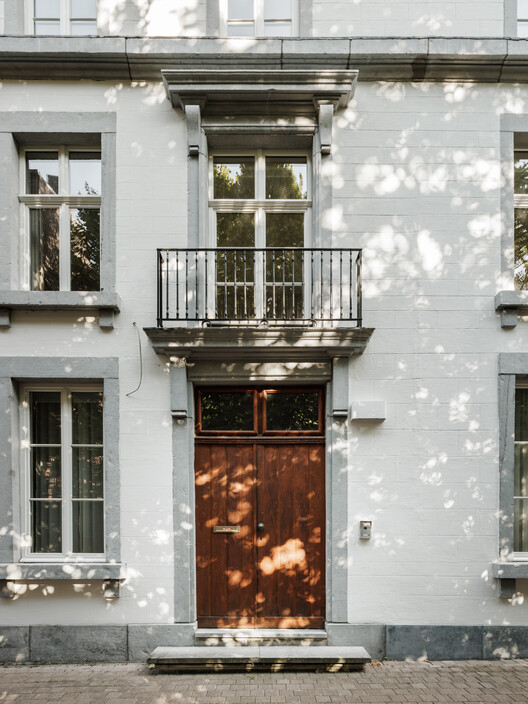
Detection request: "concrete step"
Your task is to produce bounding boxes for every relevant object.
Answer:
[195,628,328,647]
[148,645,371,673]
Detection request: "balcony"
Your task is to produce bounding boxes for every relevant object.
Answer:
[146,247,374,363]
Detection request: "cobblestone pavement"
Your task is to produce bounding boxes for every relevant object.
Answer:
[1,660,528,703]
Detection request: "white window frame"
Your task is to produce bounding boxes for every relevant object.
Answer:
[519,0,528,37]
[25,0,98,36]
[209,149,312,319]
[19,146,101,292]
[219,0,299,37]
[514,381,528,561]
[20,383,105,562]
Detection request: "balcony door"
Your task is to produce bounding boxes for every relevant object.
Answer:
[195,388,325,628]
[210,151,311,321]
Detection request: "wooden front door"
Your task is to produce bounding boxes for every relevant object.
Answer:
[195,388,325,629]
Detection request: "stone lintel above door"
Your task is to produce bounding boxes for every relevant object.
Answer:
[144,326,374,363]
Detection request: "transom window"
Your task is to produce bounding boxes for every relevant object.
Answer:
[221,0,297,37]
[21,147,101,291]
[210,151,310,319]
[21,386,104,557]
[196,388,323,434]
[32,0,97,35]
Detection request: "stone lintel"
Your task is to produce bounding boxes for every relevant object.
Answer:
[144,326,374,363]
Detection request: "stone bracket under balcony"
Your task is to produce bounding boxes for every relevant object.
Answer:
[144,325,374,364]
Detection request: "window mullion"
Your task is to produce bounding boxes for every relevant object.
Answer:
[256,0,263,35]
[62,388,73,556]
[61,0,69,34]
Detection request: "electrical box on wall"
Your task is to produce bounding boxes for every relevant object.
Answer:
[360,520,372,540]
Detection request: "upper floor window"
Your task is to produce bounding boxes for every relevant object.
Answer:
[514,150,528,289]
[210,151,310,319]
[21,147,101,291]
[519,0,528,37]
[221,0,297,37]
[32,0,97,35]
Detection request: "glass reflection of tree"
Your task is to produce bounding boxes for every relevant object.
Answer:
[515,159,528,290]
[71,184,100,291]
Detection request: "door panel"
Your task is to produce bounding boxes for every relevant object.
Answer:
[256,444,325,628]
[195,443,256,627]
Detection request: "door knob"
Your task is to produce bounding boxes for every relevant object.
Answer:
[257,521,265,532]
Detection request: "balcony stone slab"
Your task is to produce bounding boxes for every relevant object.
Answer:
[144,326,374,363]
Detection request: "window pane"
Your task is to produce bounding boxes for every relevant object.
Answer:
[72,391,103,444]
[200,391,255,431]
[228,0,253,20]
[266,158,307,199]
[26,152,59,194]
[515,157,528,194]
[266,392,319,431]
[263,21,292,36]
[519,22,528,37]
[31,391,61,444]
[516,389,528,441]
[227,22,255,35]
[515,208,528,290]
[32,501,61,553]
[217,212,255,248]
[214,158,254,199]
[71,0,97,18]
[70,208,100,290]
[266,212,304,247]
[519,0,528,19]
[35,0,60,16]
[72,501,104,552]
[31,448,62,499]
[34,20,61,33]
[69,152,101,195]
[72,449,104,499]
[264,0,291,19]
[70,20,97,34]
[514,498,528,552]
[30,209,60,291]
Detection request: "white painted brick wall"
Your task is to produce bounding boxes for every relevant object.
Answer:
[0,78,525,627]
[98,0,206,36]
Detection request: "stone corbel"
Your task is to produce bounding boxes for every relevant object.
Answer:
[316,101,334,156]
[184,104,203,157]
[103,579,121,599]
[0,580,13,599]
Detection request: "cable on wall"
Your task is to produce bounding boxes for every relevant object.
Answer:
[126,322,143,397]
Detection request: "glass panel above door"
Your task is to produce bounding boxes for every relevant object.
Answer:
[265,391,320,431]
[200,391,256,431]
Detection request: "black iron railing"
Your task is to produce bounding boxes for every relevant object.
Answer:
[157,248,362,327]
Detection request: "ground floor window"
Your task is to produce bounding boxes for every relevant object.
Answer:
[515,386,528,555]
[21,385,104,556]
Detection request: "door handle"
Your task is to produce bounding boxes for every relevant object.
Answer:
[257,521,265,532]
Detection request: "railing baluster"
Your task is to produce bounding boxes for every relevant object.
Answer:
[223,250,228,319]
[214,250,218,320]
[292,248,296,319]
[234,249,238,319]
[311,249,314,320]
[165,250,169,322]
[282,250,286,319]
[320,250,323,321]
[329,249,333,321]
[195,250,199,320]
[175,250,179,320]
[204,250,208,320]
[349,250,353,320]
[357,250,362,326]
[340,249,343,320]
[272,249,276,319]
[243,249,247,319]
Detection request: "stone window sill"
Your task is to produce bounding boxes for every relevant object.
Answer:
[495,291,528,328]
[491,561,528,597]
[0,562,126,599]
[0,291,121,330]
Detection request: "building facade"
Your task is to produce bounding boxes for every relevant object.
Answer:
[1,0,528,663]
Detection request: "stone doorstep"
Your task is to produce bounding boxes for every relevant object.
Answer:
[148,646,371,673]
[194,628,328,647]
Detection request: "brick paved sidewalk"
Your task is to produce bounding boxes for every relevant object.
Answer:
[1,660,528,704]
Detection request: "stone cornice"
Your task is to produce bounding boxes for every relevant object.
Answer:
[2,36,528,82]
[144,325,375,362]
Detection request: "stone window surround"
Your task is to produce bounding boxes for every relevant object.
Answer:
[0,112,119,329]
[495,114,528,327]
[494,353,528,598]
[0,356,124,599]
[505,0,518,36]
[206,0,312,37]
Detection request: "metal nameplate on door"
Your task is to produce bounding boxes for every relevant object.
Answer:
[213,526,240,533]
